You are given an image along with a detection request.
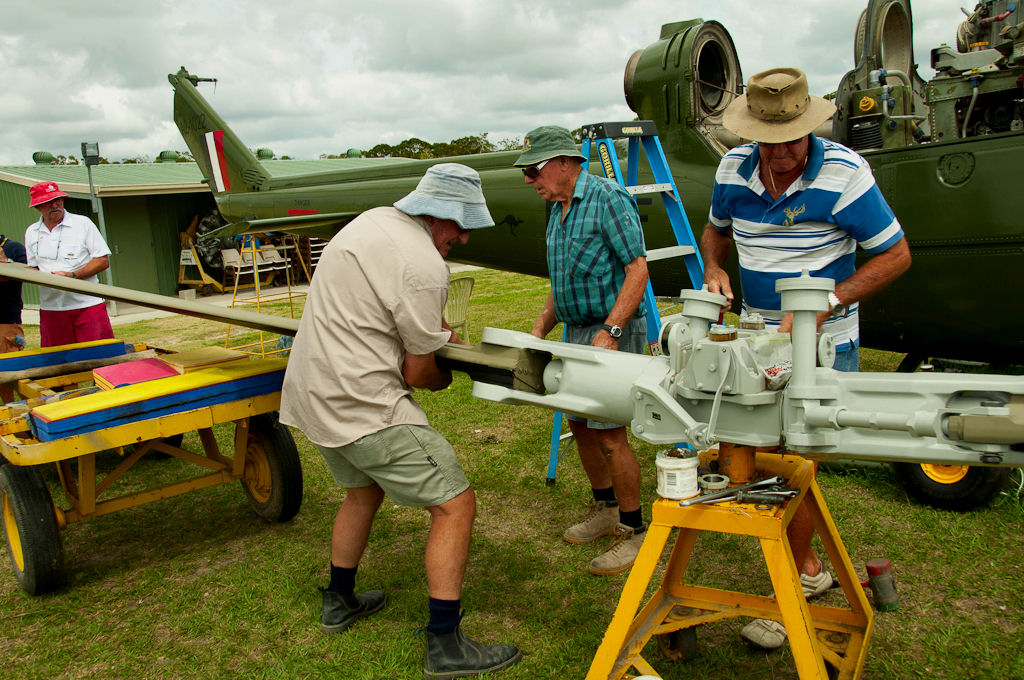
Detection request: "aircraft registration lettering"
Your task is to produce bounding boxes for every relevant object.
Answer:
[177,114,208,136]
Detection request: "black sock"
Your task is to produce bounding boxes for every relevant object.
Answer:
[427,597,461,635]
[592,486,617,504]
[619,508,643,529]
[328,564,357,594]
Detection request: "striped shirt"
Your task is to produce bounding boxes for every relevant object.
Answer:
[547,171,647,325]
[709,134,904,346]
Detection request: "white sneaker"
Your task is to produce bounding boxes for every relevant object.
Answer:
[741,619,787,650]
[739,571,833,651]
[801,570,834,599]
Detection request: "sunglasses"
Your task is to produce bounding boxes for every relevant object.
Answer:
[521,159,549,180]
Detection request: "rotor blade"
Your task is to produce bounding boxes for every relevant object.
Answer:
[0,262,299,336]
[209,212,358,239]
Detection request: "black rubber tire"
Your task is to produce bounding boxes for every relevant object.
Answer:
[239,413,303,522]
[892,462,1012,511]
[0,465,65,595]
[893,357,1013,511]
[657,626,698,662]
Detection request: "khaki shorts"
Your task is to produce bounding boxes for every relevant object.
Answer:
[564,317,647,430]
[316,424,470,507]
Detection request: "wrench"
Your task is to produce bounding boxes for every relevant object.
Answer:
[680,475,785,506]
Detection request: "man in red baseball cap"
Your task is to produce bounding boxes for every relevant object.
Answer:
[24,181,115,346]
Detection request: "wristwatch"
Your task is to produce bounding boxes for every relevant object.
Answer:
[601,324,623,338]
[827,292,847,317]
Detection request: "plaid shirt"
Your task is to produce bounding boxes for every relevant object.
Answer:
[547,172,647,325]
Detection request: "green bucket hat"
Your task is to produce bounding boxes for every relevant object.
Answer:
[513,126,586,167]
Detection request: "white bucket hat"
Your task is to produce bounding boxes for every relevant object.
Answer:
[723,68,836,144]
[393,163,494,230]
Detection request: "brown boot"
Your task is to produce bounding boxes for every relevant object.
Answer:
[563,500,619,544]
[588,522,647,575]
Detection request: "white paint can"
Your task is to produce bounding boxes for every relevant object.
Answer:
[656,448,699,500]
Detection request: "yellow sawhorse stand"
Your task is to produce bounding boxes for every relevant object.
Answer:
[587,454,873,680]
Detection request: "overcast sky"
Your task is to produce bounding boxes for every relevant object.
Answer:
[0,0,961,166]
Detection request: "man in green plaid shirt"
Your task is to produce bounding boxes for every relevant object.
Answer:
[514,125,650,576]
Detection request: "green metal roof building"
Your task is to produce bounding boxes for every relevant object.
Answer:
[0,155,384,307]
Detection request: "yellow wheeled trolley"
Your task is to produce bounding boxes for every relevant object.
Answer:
[0,340,302,595]
[588,453,873,680]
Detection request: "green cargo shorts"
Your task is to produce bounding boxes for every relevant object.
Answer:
[315,424,470,507]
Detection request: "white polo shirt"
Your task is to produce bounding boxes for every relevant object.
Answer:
[25,211,111,311]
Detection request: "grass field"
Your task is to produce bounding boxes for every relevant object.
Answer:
[2,269,1022,679]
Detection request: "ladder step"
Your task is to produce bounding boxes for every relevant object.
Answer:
[580,120,659,139]
[626,183,675,196]
[647,245,696,262]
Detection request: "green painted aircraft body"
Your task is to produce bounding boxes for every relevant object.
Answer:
[169,0,1024,366]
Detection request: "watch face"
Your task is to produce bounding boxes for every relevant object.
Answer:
[609,325,622,338]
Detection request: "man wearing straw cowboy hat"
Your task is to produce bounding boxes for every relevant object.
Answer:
[700,68,911,649]
[281,163,521,678]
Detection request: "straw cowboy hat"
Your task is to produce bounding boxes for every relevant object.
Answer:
[723,68,836,144]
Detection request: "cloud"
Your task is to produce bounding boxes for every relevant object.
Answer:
[0,0,963,165]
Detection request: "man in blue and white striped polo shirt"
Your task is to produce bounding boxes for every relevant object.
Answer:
[701,68,911,650]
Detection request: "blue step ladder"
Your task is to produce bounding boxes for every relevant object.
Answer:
[544,120,706,484]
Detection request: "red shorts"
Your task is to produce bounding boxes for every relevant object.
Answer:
[40,303,115,347]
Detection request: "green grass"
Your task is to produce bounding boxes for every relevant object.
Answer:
[3,269,1023,679]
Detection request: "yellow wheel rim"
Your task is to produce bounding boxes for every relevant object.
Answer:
[242,437,272,504]
[2,490,25,572]
[921,464,970,485]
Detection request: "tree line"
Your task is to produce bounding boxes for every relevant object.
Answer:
[40,129,587,165]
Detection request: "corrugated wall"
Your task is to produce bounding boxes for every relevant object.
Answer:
[0,181,216,308]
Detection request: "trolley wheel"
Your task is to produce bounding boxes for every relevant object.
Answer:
[893,462,1012,511]
[239,413,303,522]
[0,465,65,595]
[656,626,698,662]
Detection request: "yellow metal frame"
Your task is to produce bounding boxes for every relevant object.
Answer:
[1,363,281,528]
[588,453,873,680]
[225,241,305,359]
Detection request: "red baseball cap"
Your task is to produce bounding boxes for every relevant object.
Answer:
[28,181,68,208]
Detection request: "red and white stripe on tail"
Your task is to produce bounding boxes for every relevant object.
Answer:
[203,130,231,192]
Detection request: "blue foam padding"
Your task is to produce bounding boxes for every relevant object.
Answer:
[0,342,130,372]
[29,370,284,441]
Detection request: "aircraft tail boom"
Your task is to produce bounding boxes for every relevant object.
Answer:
[169,67,269,195]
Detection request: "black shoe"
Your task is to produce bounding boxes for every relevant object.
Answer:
[320,587,386,634]
[423,625,522,679]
